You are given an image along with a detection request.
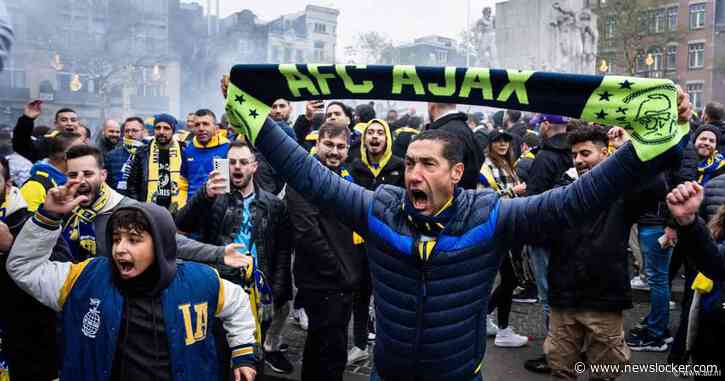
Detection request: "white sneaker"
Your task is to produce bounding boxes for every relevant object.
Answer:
[486,315,498,337]
[367,331,376,342]
[669,301,677,310]
[630,276,650,291]
[347,346,369,364]
[494,327,528,348]
[294,308,308,331]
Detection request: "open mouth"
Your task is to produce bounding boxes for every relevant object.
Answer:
[115,258,135,278]
[410,189,429,210]
[231,172,244,182]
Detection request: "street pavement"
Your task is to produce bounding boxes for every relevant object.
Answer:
[263,285,688,381]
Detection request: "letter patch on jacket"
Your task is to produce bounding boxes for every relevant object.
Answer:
[82,298,102,339]
[179,302,209,346]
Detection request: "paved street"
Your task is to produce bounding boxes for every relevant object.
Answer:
[264,286,688,381]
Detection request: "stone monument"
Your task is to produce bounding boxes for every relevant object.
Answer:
[495,0,597,74]
[475,7,498,68]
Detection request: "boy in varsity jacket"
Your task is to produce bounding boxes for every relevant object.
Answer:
[7,180,258,381]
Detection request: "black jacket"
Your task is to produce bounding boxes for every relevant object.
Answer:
[125,142,188,209]
[0,204,71,380]
[428,112,485,190]
[175,185,294,302]
[285,164,362,292]
[350,155,405,190]
[392,127,419,158]
[254,153,285,195]
[98,136,118,156]
[702,173,725,221]
[526,133,572,195]
[545,175,670,311]
[675,140,700,185]
[12,115,52,163]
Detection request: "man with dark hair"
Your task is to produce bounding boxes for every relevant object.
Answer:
[104,117,146,192]
[78,124,91,144]
[426,103,485,190]
[293,100,355,152]
[12,101,83,163]
[127,114,189,213]
[184,109,230,197]
[227,85,690,380]
[97,119,121,155]
[270,98,293,124]
[285,120,362,381]
[540,126,673,378]
[21,131,84,212]
[176,140,294,376]
[7,197,258,381]
[0,157,71,381]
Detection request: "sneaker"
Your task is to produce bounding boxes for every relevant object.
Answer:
[494,327,528,348]
[486,315,499,337]
[524,355,551,374]
[669,301,677,310]
[265,351,294,374]
[626,329,668,352]
[368,331,376,342]
[512,285,538,304]
[628,326,674,345]
[630,275,650,291]
[347,346,369,364]
[294,308,308,331]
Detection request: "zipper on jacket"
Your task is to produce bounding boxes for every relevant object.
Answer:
[413,243,429,379]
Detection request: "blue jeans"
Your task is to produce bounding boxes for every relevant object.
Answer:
[638,225,672,339]
[528,245,550,333]
[370,368,484,381]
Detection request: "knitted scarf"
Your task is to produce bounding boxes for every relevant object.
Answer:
[147,139,188,211]
[62,183,112,261]
[117,138,143,191]
[697,152,725,185]
[225,64,689,162]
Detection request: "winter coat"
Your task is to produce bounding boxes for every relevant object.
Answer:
[175,185,294,302]
[702,173,725,221]
[351,119,405,190]
[525,133,572,195]
[183,132,230,198]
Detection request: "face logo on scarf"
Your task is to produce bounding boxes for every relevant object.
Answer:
[225,64,690,162]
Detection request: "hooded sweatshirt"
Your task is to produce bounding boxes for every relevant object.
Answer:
[20,159,67,212]
[350,119,405,190]
[109,204,177,381]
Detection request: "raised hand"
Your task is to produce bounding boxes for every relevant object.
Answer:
[676,85,693,123]
[666,181,703,226]
[43,180,88,215]
[607,126,629,149]
[24,100,42,120]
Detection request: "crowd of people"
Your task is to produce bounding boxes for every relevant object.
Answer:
[0,76,723,381]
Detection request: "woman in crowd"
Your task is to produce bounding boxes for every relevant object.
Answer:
[478,129,528,348]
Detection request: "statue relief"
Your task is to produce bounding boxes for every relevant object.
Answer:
[549,2,597,73]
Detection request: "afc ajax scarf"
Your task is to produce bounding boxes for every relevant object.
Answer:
[224,64,689,161]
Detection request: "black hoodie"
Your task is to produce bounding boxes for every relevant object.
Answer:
[108,203,178,381]
[526,133,573,196]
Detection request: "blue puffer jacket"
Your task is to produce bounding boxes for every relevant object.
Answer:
[253,119,681,381]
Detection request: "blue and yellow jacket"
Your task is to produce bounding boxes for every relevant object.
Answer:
[6,204,258,381]
[184,132,230,198]
[20,160,67,212]
[250,118,682,381]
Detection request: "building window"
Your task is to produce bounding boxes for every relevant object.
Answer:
[668,6,678,31]
[635,52,646,74]
[688,42,705,69]
[271,46,280,62]
[314,23,327,34]
[284,47,292,62]
[314,41,325,61]
[435,50,448,64]
[296,49,304,62]
[651,48,663,77]
[654,9,666,33]
[606,15,616,38]
[690,3,706,30]
[666,45,677,70]
[687,82,704,109]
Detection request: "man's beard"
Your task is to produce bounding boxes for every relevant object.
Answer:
[156,136,172,146]
[232,174,252,191]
